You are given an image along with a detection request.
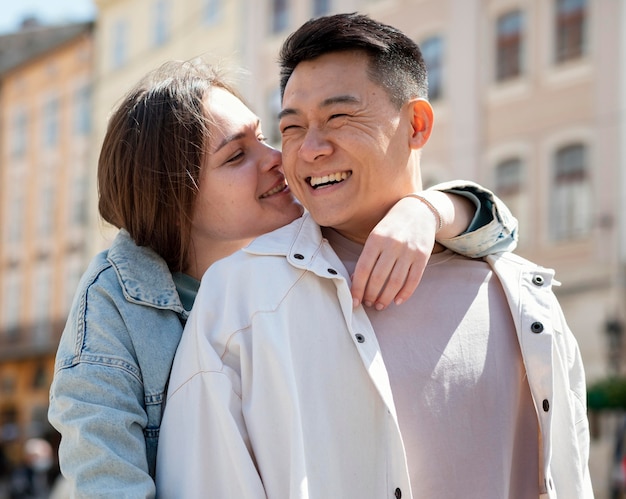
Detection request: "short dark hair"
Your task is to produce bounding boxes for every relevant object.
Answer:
[98,59,241,272]
[279,12,428,108]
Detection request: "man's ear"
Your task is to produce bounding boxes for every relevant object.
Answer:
[408,98,434,149]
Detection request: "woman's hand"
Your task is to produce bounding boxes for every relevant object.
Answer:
[351,191,473,310]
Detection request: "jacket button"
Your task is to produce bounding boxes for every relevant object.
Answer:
[542,399,550,412]
[395,488,402,498]
[532,275,544,286]
[531,322,544,334]
[294,253,304,260]
[327,268,337,275]
[355,334,365,343]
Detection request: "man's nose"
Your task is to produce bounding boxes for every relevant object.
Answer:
[298,128,332,163]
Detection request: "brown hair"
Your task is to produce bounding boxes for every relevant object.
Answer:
[98,59,241,272]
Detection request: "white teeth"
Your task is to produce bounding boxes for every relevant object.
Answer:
[309,171,351,188]
[260,182,286,198]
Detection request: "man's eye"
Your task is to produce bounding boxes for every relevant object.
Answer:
[280,123,299,133]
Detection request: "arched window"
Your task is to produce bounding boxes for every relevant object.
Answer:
[551,143,591,240]
[495,157,523,196]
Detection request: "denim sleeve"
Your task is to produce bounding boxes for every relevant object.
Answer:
[429,180,518,258]
[48,271,156,499]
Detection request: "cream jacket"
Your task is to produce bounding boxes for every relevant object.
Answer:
[156,213,593,499]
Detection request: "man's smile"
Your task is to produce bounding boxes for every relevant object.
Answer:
[308,171,352,189]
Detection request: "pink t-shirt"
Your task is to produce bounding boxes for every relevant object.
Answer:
[324,228,539,498]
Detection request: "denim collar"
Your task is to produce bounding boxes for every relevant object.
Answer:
[107,229,186,314]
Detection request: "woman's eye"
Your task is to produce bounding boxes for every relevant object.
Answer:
[258,135,268,143]
[226,151,244,163]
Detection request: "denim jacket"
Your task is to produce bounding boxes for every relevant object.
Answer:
[48,182,517,499]
[49,230,187,498]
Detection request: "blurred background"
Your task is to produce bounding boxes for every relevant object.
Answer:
[0,0,624,497]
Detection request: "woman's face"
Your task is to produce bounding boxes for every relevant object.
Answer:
[187,87,303,276]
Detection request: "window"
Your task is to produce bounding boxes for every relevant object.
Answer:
[74,84,92,135]
[69,171,88,227]
[421,36,443,101]
[1,268,21,339]
[551,143,591,240]
[153,0,169,46]
[495,158,523,196]
[5,189,24,244]
[38,178,55,237]
[12,108,27,157]
[271,0,289,33]
[494,157,526,245]
[204,0,221,25]
[496,10,524,81]
[42,97,60,149]
[32,363,48,390]
[112,19,128,68]
[33,261,52,343]
[313,0,330,17]
[555,0,587,63]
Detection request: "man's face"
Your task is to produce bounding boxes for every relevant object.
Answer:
[279,51,422,243]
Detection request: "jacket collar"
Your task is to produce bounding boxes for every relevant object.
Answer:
[107,229,186,313]
[244,212,322,261]
[244,212,351,282]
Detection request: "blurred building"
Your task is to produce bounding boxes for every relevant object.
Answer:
[0,20,94,468]
[0,0,623,497]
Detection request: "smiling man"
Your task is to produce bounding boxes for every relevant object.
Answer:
[279,50,430,243]
[156,13,592,499]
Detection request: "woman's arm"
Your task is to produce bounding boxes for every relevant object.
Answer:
[48,276,156,499]
[351,180,518,309]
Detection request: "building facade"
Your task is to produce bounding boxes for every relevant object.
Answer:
[0,22,94,468]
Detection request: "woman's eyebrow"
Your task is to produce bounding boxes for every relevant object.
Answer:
[213,119,261,153]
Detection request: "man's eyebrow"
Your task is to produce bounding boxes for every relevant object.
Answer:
[214,119,260,153]
[278,95,360,120]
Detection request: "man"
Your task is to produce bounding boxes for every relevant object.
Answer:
[157,13,592,498]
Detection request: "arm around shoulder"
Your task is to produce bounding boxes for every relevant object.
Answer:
[429,180,519,257]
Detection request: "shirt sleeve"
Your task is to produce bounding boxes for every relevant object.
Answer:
[48,281,156,499]
[429,180,519,258]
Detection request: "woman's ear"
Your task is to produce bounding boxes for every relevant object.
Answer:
[408,98,434,149]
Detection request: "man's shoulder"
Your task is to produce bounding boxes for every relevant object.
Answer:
[208,213,322,274]
[485,251,552,271]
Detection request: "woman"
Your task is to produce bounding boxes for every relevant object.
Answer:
[48,59,517,498]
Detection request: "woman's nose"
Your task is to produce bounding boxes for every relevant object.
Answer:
[260,143,282,172]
